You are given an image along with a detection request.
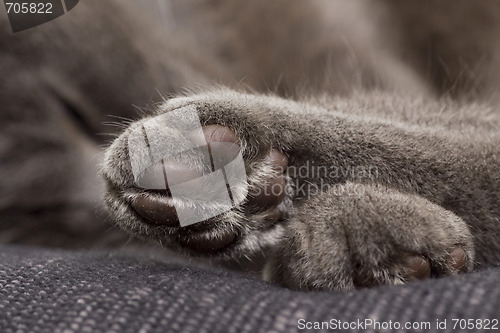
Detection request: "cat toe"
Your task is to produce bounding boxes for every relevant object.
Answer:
[403,256,431,280]
[195,125,289,211]
[267,149,289,173]
[401,246,469,283]
[448,247,468,272]
[131,195,179,227]
[354,252,464,289]
[189,124,241,145]
[353,256,431,288]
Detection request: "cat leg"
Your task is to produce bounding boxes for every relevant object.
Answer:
[102,89,500,267]
[265,182,474,291]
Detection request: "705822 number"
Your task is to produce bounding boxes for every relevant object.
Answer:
[452,319,498,330]
[5,2,53,14]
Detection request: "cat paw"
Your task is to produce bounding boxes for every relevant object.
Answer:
[102,94,292,257]
[396,247,468,283]
[130,125,287,227]
[265,182,475,291]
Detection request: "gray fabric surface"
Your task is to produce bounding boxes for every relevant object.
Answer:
[1,244,499,333]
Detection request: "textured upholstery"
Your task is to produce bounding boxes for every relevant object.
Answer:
[1,244,499,332]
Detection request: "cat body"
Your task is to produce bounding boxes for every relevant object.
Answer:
[1,0,499,291]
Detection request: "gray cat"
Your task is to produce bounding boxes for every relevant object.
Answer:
[1,0,499,291]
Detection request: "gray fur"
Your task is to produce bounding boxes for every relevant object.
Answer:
[103,89,500,290]
[1,0,500,291]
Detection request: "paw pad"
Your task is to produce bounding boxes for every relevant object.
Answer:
[127,107,288,232]
[127,106,247,227]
